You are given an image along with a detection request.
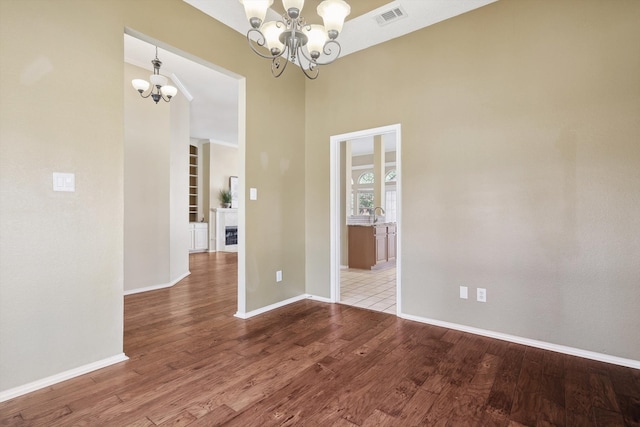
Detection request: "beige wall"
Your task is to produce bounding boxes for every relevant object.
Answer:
[0,0,306,392]
[305,0,640,360]
[208,143,239,209]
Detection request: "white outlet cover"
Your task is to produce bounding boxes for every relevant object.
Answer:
[249,188,257,200]
[477,288,487,302]
[276,270,282,282]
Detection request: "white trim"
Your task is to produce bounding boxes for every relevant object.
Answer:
[351,161,397,170]
[234,294,308,319]
[236,78,247,317]
[307,294,334,303]
[0,353,129,403]
[208,138,238,148]
[170,73,193,102]
[123,271,190,296]
[399,313,640,370]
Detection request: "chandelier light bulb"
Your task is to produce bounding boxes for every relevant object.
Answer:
[282,0,304,17]
[262,21,285,54]
[317,0,350,38]
[132,79,150,93]
[160,85,178,99]
[304,25,327,59]
[239,0,274,28]
[150,74,168,88]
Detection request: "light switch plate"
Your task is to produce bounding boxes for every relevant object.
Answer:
[459,286,468,299]
[53,172,75,192]
[249,188,257,200]
[477,288,487,302]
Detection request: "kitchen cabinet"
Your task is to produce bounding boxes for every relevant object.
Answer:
[348,224,396,269]
[189,222,208,252]
[387,224,396,262]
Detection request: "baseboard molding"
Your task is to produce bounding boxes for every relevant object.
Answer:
[307,294,334,303]
[235,294,309,319]
[124,271,191,296]
[399,312,640,370]
[0,353,129,403]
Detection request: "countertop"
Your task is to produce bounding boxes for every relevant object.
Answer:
[347,222,396,227]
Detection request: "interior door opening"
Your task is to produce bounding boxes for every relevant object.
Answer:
[330,124,402,315]
[123,28,247,315]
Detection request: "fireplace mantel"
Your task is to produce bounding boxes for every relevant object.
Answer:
[211,208,238,252]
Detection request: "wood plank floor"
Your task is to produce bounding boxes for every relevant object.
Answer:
[1,252,639,426]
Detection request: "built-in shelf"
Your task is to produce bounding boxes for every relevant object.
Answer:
[189,145,198,222]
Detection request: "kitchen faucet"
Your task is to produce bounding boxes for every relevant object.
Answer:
[373,206,385,223]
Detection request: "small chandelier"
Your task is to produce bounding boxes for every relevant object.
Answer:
[239,0,351,80]
[131,47,178,104]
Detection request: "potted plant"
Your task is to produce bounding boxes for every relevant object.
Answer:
[219,189,232,208]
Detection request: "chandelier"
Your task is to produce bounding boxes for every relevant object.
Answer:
[239,0,351,79]
[131,47,178,104]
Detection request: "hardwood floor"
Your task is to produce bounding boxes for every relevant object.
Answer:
[1,252,639,426]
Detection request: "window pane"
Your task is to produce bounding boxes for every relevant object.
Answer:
[358,172,374,184]
[385,170,396,182]
[385,190,396,222]
[358,192,374,214]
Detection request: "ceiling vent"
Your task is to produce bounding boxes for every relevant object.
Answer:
[375,5,408,26]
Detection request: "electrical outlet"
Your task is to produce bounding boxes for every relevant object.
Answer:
[276,270,282,282]
[459,286,468,299]
[477,288,487,303]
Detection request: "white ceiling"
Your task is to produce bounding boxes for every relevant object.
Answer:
[124,0,497,144]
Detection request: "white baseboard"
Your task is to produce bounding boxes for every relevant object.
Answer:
[235,294,309,319]
[0,353,128,403]
[124,271,191,296]
[307,294,333,303]
[399,312,640,370]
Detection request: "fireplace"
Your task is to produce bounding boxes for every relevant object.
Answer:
[212,208,238,252]
[225,226,238,246]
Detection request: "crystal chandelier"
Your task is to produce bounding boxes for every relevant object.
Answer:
[239,0,351,79]
[131,47,178,104]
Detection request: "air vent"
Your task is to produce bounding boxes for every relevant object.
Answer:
[375,6,407,26]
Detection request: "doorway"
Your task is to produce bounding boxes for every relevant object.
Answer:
[330,124,402,315]
[123,29,247,314]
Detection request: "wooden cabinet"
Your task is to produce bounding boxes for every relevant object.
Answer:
[189,222,208,252]
[348,224,396,270]
[387,224,396,262]
[375,226,388,264]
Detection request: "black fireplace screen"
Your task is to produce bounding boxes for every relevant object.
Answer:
[225,226,238,245]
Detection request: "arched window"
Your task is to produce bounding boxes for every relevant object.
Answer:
[385,170,397,182]
[358,172,374,184]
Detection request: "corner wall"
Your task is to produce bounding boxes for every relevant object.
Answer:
[305,0,640,361]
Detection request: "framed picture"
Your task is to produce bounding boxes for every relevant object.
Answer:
[229,176,238,208]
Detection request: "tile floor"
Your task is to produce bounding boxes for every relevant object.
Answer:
[339,265,397,314]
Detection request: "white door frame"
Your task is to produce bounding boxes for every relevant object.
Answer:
[329,124,402,314]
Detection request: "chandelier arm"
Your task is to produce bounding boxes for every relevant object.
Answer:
[300,62,320,80]
[313,40,342,66]
[271,55,288,78]
[247,29,286,60]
